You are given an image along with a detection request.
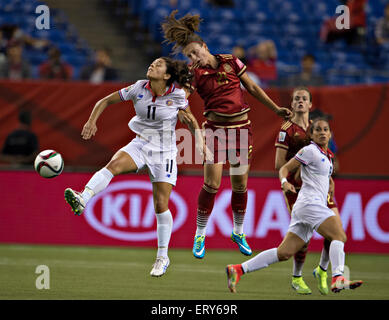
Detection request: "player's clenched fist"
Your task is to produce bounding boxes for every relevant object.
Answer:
[282,181,297,194]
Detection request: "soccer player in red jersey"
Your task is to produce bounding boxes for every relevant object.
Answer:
[161,11,293,259]
[274,87,343,294]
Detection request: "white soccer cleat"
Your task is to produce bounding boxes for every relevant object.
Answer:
[64,188,86,215]
[150,256,170,277]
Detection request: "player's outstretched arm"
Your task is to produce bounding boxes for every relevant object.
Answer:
[239,72,292,120]
[81,91,122,140]
[279,157,301,194]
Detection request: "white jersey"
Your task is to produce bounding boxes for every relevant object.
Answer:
[118,80,188,152]
[294,142,334,206]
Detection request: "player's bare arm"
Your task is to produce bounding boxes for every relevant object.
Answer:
[179,107,210,160]
[275,147,288,171]
[329,176,335,198]
[279,157,301,194]
[82,91,122,140]
[239,72,292,120]
[178,87,194,124]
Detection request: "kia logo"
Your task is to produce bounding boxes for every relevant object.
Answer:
[84,180,188,241]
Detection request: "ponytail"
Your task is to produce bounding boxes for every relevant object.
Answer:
[161,10,204,53]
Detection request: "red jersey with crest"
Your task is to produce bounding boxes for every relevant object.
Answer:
[190,54,250,117]
[275,120,311,162]
[275,120,311,189]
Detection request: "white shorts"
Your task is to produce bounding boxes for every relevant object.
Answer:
[288,201,335,243]
[119,136,178,186]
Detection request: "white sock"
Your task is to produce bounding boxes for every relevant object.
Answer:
[233,211,244,234]
[156,210,173,258]
[82,167,114,203]
[241,248,279,273]
[329,240,345,277]
[319,247,330,271]
[195,213,209,236]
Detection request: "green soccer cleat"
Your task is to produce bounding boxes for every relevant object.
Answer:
[313,266,329,295]
[193,235,206,259]
[291,276,312,295]
[64,188,85,216]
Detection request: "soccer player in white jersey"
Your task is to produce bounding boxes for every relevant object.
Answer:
[226,118,363,293]
[64,57,203,277]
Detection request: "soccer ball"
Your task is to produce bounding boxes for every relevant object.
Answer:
[34,149,64,178]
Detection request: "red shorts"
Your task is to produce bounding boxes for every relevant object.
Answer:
[203,119,253,165]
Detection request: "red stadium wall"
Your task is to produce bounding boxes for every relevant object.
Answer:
[0,80,389,176]
[0,171,388,254]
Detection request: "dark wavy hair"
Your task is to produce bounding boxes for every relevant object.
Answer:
[161,10,205,54]
[161,57,193,87]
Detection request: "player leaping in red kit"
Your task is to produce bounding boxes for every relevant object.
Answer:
[161,11,292,259]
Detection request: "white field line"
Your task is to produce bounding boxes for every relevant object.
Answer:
[0,257,388,280]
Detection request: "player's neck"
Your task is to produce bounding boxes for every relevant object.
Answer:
[313,140,328,152]
[149,80,168,96]
[207,54,219,69]
[319,144,328,152]
[292,113,309,130]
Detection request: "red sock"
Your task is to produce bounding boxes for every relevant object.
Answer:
[294,250,307,264]
[237,264,244,275]
[231,190,248,214]
[196,185,217,234]
[197,184,217,215]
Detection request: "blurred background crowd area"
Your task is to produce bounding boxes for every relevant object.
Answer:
[0,0,388,86]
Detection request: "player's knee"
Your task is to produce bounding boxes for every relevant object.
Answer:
[153,196,169,213]
[105,161,121,176]
[340,232,347,243]
[203,180,220,192]
[231,183,247,193]
[277,248,293,261]
[329,231,347,243]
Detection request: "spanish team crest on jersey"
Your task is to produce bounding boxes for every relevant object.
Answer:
[166,99,173,106]
[223,63,233,73]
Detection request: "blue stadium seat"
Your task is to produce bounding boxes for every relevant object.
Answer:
[47,29,66,43]
[24,50,47,65]
[123,0,388,86]
[57,43,76,55]
[62,54,86,68]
